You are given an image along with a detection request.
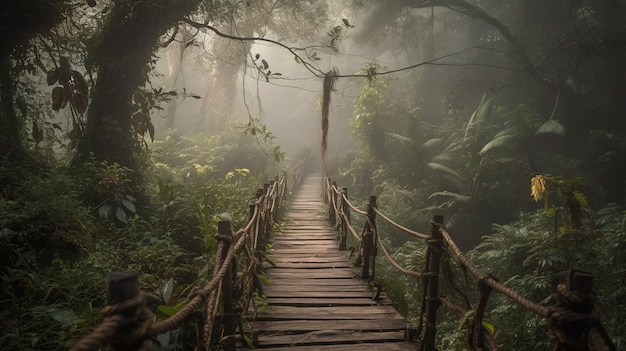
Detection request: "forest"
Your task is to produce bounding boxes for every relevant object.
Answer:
[1,0,625,350]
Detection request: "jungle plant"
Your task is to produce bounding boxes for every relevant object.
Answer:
[530,174,588,233]
[84,159,138,225]
[480,104,565,171]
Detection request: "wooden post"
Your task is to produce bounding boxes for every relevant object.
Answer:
[217,221,235,351]
[367,195,378,281]
[329,181,337,226]
[107,272,138,304]
[107,272,154,350]
[548,268,598,351]
[423,215,444,351]
[362,230,373,279]
[339,187,349,250]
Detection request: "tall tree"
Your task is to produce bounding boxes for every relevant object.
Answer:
[0,0,67,159]
[195,0,328,131]
[76,0,201,173]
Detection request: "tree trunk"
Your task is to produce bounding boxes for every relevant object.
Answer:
[0,0,66,159]
[77,0,200,171]
[0,54,21,159]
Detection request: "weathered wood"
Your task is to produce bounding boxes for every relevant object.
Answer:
[256,330,407,347]
[261,297,394,306]
[239,174,416,350]
[247,319,407,332]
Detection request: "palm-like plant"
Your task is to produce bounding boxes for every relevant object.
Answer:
[479,104,565,170]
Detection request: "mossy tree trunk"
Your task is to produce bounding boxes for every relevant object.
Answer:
[76,0,200,172]
[0,0,66,160]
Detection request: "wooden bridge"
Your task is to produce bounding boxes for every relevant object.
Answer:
[241,174,416,350]
[71,171,616,351]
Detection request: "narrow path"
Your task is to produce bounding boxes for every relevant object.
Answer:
[240,174,417,350]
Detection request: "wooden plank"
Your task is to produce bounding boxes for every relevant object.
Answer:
[265,278,366,286]
[263,297,392,306]
[246,342,417,351]
[246,319,408,332]
[253,330,407,347]
[263,286,372,297]
[267,271,356,279]
[253,305,401,318]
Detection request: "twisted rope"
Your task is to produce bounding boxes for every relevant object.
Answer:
[70,291,153,351]
[373,207,429,239]
[150,227,247,335]
[340,192,367,215]
[438,225,550,317]
[375,231,423,277]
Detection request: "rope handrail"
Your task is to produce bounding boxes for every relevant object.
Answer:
[72,168,302,351]
[373,207,429,240]
[438,224,550,317]
[323,176,616,351]
[375,232,423,278]
[340,192,367,215]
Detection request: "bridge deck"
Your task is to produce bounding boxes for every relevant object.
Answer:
[240,175,417,350]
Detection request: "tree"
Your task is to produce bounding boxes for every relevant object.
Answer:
[75,0,201,176]
[192,0,329,132]
[0,0,68,159]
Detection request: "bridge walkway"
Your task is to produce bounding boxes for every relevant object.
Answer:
[239,174,417,350]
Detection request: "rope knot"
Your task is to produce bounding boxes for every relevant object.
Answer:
[548,283,596,348]
[215,233,233,243]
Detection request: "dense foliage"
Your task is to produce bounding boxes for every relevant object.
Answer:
[328,1,626,349]
[1,0,625,350]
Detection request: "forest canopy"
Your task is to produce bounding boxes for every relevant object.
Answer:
[1,0,624,349]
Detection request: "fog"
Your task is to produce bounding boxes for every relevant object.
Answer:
[148,2,453,161]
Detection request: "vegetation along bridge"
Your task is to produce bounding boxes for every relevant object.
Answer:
[72,172,616,351]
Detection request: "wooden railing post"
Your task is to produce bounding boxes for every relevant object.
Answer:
[423,215,444,351]
[216,221,235,351]
[548,268,616,351]
[71,272,154,351]
[339,187,349,250]
[328,181,337,227]
[367,195,378,281]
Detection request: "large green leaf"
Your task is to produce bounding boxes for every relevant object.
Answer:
[535,119,565,136]
[428,191,472,203]
[49,307,78,325]
[421,138,443,150]
[480,134,517,154]
[427,162,464,183]
[386,132,413,144]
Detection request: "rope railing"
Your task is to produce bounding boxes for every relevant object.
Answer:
[323,177,616,351]
[71,167,302,351]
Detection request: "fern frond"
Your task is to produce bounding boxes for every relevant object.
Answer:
[535,119,565,136]
[479,134,517,154]
[427,162,464,183]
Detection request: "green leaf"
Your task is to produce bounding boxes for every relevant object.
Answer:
[479,134,517,154]
[98,203,112,219]
[161,277,174,304]
[386,132,413,144]
[427,162,464,183]
[49,307,78,325]
[573,191,588,207]
[535,119,565,136]
[429,191,471,203]
[121,199,136,214]
[421,138,442,149]
[115,207,128,223]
